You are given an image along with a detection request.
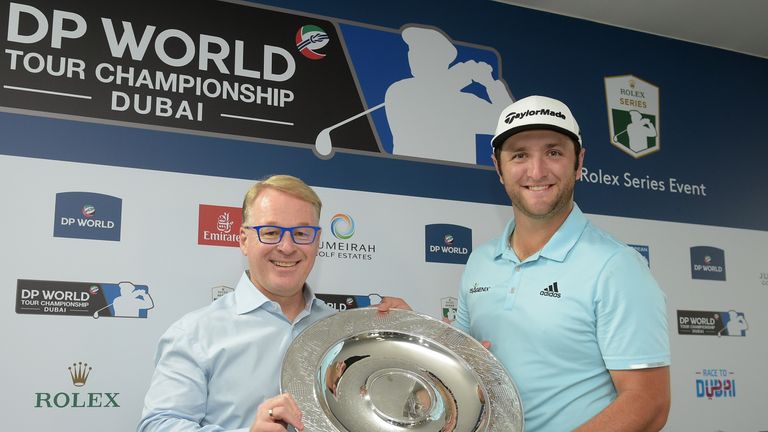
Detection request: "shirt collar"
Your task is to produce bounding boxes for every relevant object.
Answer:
[234,271,323,316]
[494,203,588,263]
[234,272,267,315]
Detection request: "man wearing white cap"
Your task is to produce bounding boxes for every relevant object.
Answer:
[454,96,670,431]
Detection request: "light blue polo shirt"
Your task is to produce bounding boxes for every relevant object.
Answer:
[455,204,669,432]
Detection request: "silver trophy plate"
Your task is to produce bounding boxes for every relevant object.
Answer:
[280,308,524,431]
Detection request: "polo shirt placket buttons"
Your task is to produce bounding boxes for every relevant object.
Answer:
[504,265,522,309]
[512,265,522,293]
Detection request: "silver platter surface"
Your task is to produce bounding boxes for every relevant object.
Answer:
[280,308,524,431]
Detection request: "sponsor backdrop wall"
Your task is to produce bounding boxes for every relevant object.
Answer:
[1,0,766,430]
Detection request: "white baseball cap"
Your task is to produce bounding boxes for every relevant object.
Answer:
[491,95,581,149]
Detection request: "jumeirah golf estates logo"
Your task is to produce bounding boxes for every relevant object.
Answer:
[605,75,660,158]
[330,213,355,240]
[319,213,376,261]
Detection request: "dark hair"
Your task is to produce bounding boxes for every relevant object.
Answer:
[493,136,581,171]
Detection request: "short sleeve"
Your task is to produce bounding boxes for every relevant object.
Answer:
[595,247,670,370]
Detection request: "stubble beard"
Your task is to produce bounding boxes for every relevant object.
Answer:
[510,175,576,221]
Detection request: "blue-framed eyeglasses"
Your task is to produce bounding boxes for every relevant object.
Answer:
[243,225,321,245]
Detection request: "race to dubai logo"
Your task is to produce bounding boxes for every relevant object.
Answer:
[695,368,736,400]
[604,75,660,158]
[425,224,472,264]
[319,213,376,261]
[296,25,329,59]
[677,310,748,337]
[53,192,122,241]
[34,362,120,408]
[690,246,726,281]
[16,280,154,319]
[198,204,242,247]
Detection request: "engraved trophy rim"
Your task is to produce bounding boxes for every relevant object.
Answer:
[280,307,524,432]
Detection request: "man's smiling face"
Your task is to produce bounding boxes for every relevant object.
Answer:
[239,187,320,302]
[493,129,584,222]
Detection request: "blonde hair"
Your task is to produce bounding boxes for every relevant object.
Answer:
[242,175,322,224]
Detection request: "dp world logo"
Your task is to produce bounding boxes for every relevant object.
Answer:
[425,224,472,264]
[330,213,355,240]
[296,25,329,59]
[54,192,122,241]
[315,293,374,311]
[690,246,726,281]
[81,205,96,218]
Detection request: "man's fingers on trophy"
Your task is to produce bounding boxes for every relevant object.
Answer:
[274,394,304,430]
[262,407,303,432]
[375,296,412,313]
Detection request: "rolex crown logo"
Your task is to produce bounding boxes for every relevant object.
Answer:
[68,362,92,387]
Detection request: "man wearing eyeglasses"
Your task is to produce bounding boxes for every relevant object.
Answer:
[139,175,408,432]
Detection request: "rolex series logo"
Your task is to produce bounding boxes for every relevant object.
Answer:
[604,75,660,158]
[68,362,91,387]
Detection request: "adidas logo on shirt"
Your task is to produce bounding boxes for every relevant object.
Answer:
[540,282,561,298]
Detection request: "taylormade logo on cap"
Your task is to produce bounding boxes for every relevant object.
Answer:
[504,109,566,124]
[491,95,581,148]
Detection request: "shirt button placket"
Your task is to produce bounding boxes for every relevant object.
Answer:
[513,265,523,292]
[503,264,522,310]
